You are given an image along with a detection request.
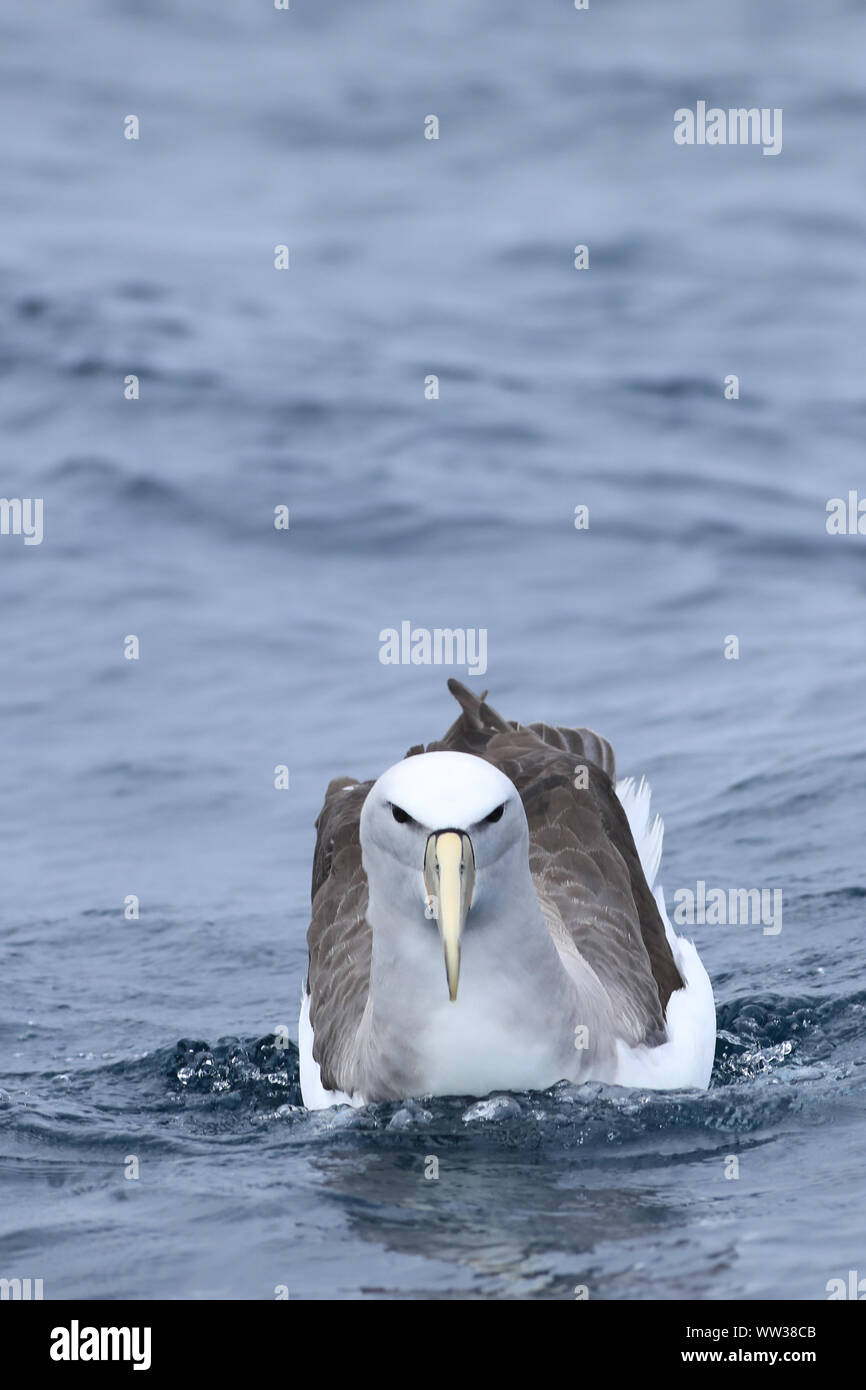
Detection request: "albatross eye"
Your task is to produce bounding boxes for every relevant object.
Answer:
[391,804,414,824]
[484,803,505,824]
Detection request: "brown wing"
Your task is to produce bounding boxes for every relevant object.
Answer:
[429,681,683,1032]
[306,777,373,1089]
[306,682,683,1088]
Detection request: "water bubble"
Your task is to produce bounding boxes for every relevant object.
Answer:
[462,1094,522,1124]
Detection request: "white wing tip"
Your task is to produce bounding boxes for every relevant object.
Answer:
[616,775,664,890]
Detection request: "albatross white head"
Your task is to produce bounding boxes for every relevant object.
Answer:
[359,751,525,1003]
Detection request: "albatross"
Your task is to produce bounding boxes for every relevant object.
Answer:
[299,681,715,1108]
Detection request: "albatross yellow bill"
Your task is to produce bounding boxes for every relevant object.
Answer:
[424,830,475,1001]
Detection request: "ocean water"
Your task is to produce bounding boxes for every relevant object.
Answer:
[1,0,865,1300]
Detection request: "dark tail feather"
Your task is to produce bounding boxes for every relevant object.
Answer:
[443,680,616,781]
[446,677,512,733]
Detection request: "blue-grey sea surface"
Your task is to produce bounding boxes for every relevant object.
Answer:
[1,0,865,1299]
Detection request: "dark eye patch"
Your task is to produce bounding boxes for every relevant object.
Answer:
[484,803,505,823]
[391,804,414,824]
